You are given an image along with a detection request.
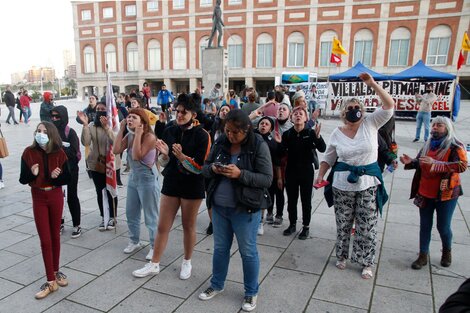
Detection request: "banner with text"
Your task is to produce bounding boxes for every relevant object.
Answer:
[328,80,455,112]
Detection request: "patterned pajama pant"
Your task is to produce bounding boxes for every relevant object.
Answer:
[332,186,378,267]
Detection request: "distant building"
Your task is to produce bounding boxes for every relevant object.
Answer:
[10,71,27,85]
[27,67,56,83]
[66,64,77,79]
[63,49,75,68]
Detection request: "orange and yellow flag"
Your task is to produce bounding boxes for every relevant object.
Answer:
[462,32,470,52]
[332,37,348,55]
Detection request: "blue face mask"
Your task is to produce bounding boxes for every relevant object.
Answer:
[35,133,49,146]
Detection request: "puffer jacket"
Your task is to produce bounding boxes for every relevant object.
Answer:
[81,123,115,172]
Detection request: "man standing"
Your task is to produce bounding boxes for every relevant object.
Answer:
[209,83,223,109]
[4,85,18,124]
[307,85,317,114]
[157,84,174,117]
[414,83,437,142]
[207,0,224,48]
[40,91,54,122]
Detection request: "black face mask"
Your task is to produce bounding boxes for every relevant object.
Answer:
[345,108,362,123]
[179,119,193,130]
[94,111,107,127]
[52,119,64,130]
[425,89,432,93]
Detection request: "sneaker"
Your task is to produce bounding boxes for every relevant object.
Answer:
[206,222,213,235]
[132,261,160,278]
[413,138,419,142]
[35,281,58,300]
[180,259,192,280]
[59,223,64,235]
[298,227,309,240]
[146,248,154,261]
[283,224,296,236]
[107,219,116,230]
[257,223,264,236]
[242,295,258,312]
[124,242,142,254]
[55,271,68,287]
[98,219,106,231]
[272,217,283,228]
[71,226,82,239]
[266,213,274,224]
[198,287,224,301]
[0,180,4,189]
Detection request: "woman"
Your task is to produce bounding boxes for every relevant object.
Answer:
[113,108,159,260]
[50,106,82,238]
[315,73,394,279]
[221,89,238,109]
[400,116,467,270]
[282,106,326,239]
[198,109,273,312]
[255,116,281,234]
[19,122,71,299]
[132,93,211,280]
[142,82,151,108]
[130,97,158,126]
[78,102,117,230]
[20,90,32,125]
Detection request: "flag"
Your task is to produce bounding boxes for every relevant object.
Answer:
[330,53,342,64]
[457,50,465,70]
[332,37,348,55]
[102,69,118,227]
[462,32,470,52]
[452,84,461,122]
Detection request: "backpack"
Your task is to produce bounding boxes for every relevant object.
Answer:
[65,126,82,161]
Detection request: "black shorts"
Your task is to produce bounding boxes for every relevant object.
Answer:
[161,177,205,200]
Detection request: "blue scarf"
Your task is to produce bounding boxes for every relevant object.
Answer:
[430,137,444,150]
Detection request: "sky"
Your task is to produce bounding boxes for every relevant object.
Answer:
[0,0,75,84]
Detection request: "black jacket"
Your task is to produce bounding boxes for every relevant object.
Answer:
[4,90,15,107]
[203,132,273,212]
[51,105,80,168]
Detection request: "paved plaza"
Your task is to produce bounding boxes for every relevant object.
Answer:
[0,100,469,313]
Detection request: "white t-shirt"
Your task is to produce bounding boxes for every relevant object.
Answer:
[323,107,394,191]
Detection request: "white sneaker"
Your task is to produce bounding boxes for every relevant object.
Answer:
[257,223,264,236]
[180,259,192,280]
[0,181,4,189]
[132,262,160,278]
[123,242,142,254]
[199,287,224,300]
[242,295,258,312]
[146,248,154,261]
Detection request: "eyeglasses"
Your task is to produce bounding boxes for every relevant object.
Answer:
[347,105,360,111]
[51,115,60,120]
[225,128,245,136]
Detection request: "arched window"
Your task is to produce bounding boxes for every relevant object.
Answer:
[104,44,117,72]
[173,38,187,70]
[199,36,209,69]
[127,42,138,71]
[353,29,373,66]
[147,40,161,70]
[256,33,273,68]
[389,28,410,66]
[228,35,243,68]
[287,32,304,67]
[83,46,95,73]
[319,30,338,67]
[426,25,451,66]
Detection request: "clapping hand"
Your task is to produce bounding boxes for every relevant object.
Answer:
[358,72,375,87]
[100,116,109,130]
[172,143,185,161]
[31,164,39,176]
[155,139,169,156]
[77,111,88,125]
[399,154,413,165]
[50,167,61,179]
[314,122,322,138]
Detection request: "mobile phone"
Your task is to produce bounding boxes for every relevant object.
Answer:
[214,162,226,168]
[313,180,330,189]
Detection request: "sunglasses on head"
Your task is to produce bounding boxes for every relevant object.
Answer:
[347,105,360,111]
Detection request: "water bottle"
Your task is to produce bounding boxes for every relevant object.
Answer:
[466,144,470,152]
[386,164,395,173]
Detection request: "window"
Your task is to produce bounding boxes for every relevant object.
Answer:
[287,32,304,67]
[173,38,187,69]
[353,29,373,66]
[256,33,273,68]
[147,1,158,11]
[319,30,338,67]
[127,42,138,71]
[83,46,95,73]
[228,35,243,68]
[103,7,113,18]
[388,27,410,66]
[125,5,136,16]
[148,40,161,70]
[229,0,242,4]
[104,44,117,72]
[200,0,212,6]
[426,25,451,66]
[81,10,91,21]
[199,36,209,68]
[173,0,185,9]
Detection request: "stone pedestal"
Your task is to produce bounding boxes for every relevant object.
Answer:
[202,48,225,97]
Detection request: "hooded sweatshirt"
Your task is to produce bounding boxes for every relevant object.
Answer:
[51,105,80,168]
[40,92,54,122]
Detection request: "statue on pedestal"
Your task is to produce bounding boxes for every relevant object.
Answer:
[207,0,224,48]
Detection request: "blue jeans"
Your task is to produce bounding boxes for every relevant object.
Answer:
[23,106,31,124]
[419,198,458,254]
[415,111,431,141]
[126,164,159,247]
[211,205,261,297]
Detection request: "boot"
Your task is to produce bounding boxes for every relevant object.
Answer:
[411,253,428,270]
[116,169,123,186]
[441,248,452,267]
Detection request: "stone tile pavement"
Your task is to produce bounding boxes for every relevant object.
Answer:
[0,100,469,312]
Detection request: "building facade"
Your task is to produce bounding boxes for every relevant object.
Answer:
[27,67,56,84]
[73,0,470,99]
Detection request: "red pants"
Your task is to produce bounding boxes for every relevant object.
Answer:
[32,187,63,281]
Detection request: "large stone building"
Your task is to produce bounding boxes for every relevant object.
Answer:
[27,67,56,84]
[72,0,470,99]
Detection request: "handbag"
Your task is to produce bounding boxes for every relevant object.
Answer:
[0,128,9,158]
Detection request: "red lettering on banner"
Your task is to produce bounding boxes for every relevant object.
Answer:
[433,101,449,111]
[331,99,341,110]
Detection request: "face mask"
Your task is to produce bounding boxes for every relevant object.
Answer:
[94,111,107,127]
[425,89,432,94]
[52,120,63,130]
[126,125,135,135]
[35,133,49,146]
[345,108,362,123]
[179,119,193,130]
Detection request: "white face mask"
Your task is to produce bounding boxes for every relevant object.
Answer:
[35,133,49,146]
